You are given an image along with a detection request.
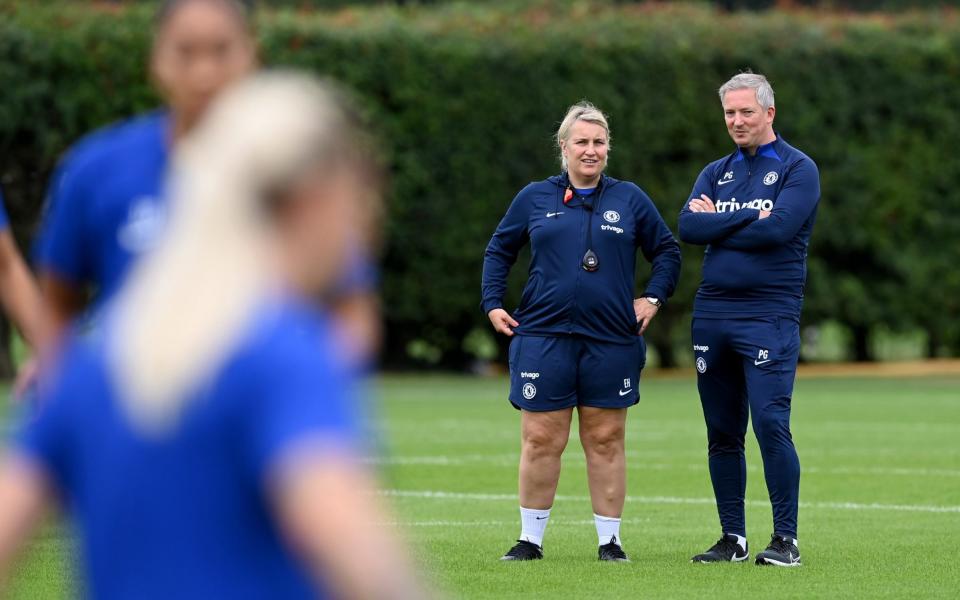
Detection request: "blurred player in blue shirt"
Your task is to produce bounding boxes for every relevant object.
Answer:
[35,0,257,342]
[679,73,820,568]
[0,74,426,599]
[34,0,381,370]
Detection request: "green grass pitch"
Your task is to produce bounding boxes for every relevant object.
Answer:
[5,374,959,598]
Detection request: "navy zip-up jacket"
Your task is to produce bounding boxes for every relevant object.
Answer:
[678,136,820,321]
[482,173,681,344]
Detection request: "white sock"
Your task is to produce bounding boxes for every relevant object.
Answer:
[725,533,748,552]
[519,507,550,547]
[594,513,622,547]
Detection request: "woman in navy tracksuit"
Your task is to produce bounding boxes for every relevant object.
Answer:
[482,101,681,562]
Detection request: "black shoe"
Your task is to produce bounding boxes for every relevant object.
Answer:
[755,534,801,567]
[500,540,543,561]
[691,534,749,563]
[598,536,630,562]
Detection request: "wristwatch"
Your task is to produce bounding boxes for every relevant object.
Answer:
[643,295,662,307]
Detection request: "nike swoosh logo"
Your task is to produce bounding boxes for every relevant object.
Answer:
[535,516,548,520]
[717,179,735,186]
[754,359,771,366]
[618,389,631,396]
[546,212,564,218]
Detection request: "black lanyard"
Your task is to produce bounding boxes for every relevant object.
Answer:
[562,176,605,272]
[582,195,599,271]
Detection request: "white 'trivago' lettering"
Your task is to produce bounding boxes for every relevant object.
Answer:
[716,197,774,213]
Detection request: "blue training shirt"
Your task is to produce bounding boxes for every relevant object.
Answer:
[15,296,360,600]
[482,173,681,343]
[678,136,821,321]
[35,112,170,305]
[34,111,375,316]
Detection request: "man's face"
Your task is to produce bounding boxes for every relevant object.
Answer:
[722,88,775,149]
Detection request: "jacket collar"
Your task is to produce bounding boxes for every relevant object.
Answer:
[733,134,783,162]
[551,172,613,190]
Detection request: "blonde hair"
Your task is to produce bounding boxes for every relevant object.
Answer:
[108,72,369,434]
[556,101,611,171]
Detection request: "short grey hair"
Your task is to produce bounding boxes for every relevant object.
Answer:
[556,101,611,171]
[718,72,775,110]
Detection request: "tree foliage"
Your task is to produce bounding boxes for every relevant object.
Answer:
[1,1,958,366]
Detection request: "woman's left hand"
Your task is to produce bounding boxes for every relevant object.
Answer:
[633,298,659,335]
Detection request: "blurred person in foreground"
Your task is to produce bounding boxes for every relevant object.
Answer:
[482,102,681,562]
[0,73,427,600]
[679,72,820,567]
[33,0,380,365]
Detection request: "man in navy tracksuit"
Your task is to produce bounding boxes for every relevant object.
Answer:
[482,102,681,563]
[679,73,820,567]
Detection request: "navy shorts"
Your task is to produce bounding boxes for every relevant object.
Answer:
[507,335,646,412]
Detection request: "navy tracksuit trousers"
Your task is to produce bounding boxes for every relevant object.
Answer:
[692,316,801,539]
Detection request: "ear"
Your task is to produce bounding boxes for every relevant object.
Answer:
[767,105,776,123]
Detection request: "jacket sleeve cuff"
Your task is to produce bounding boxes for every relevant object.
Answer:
[641,289,667,306]
[481,299,503,315]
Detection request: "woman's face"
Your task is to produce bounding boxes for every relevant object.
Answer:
[561,120,608,184]
[151,1,256,131]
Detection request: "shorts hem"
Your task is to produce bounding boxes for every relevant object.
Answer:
[578,397,639,410]
[510,398,638,411]
[509,398,579,412]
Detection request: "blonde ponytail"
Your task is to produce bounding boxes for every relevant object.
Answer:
[109,72,360,434]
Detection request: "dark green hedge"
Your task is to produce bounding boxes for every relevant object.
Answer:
[78,1,960,11]
[1,1,958,366]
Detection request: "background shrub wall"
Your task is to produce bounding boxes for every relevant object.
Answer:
[1,1,958,367]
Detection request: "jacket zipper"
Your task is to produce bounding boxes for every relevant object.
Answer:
[569,177,609,334]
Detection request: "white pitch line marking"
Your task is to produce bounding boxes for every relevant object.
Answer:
[380,490,960,514]
[365,455,960,478]
[387,518,651,527]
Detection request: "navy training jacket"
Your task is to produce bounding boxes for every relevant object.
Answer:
[481,173,681,344]
[678,136,821,321]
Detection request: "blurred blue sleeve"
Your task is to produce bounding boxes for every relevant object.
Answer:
[249,322,362,477]
[12,339,89,490]
[33,157,93,284]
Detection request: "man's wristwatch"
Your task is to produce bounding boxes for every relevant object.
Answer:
[643,295,662,307]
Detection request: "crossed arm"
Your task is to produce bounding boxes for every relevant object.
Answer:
[678,161,820,250]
